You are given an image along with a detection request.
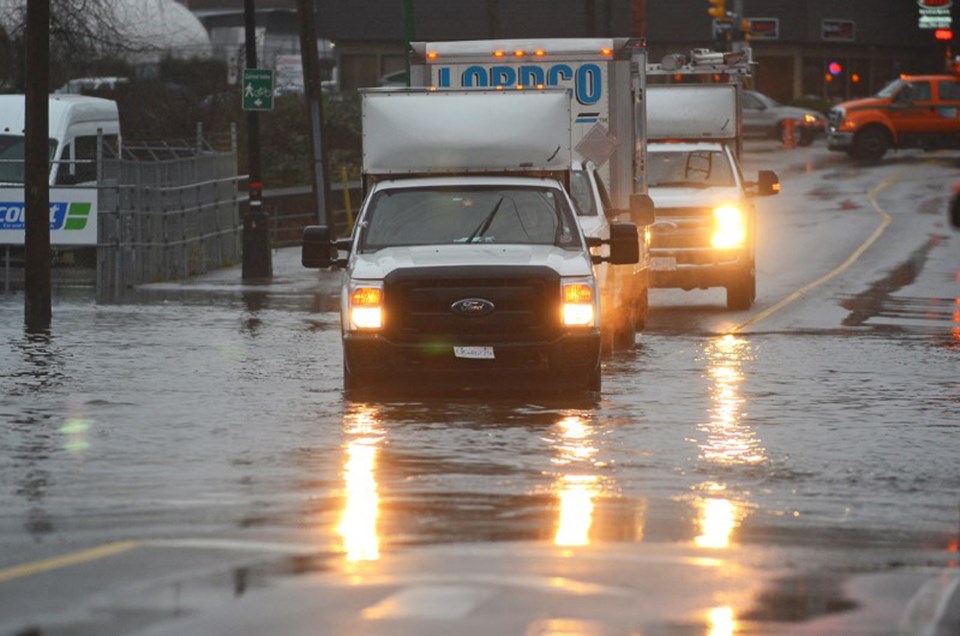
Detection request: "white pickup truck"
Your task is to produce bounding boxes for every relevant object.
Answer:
[645,69,779,310]
[301,89,642,394]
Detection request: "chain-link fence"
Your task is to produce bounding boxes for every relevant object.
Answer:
[96,133,243,302]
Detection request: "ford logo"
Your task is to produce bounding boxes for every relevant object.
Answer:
[451,298,495,317]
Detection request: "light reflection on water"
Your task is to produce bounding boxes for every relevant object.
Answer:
[550,412,602,547]
[707,605,736,636]
[693,335,765,550]
[337,403,385,564]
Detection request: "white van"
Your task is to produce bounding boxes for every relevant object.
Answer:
[0,94,120,186]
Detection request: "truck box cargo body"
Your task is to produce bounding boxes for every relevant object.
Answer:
[362,89,572,175]
[409,38,653,345]
[302,88,641,394]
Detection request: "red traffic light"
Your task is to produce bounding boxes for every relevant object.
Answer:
[828,62,842,75]
[935,29,953,41]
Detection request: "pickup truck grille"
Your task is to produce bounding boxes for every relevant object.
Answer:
[650,207,714,254]
[828,108,844,130]
[383,266,561,343]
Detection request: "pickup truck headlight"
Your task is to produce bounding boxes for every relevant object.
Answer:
[711,205,747,249]
[562,279,597,327]
[349,284,384,330]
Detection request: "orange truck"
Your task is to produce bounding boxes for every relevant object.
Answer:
[827,73,960,161]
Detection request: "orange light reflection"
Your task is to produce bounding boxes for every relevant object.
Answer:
[337,405,385,563]
[953,298,959,342]
[692,335,765,549]
[707,605,737,636]
[551,413,605,547]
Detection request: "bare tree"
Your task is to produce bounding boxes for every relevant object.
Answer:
[0,0,160,90]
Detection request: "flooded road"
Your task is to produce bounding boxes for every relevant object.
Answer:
[1,142,958,635]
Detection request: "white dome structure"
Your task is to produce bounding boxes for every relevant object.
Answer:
[0,0,212,63]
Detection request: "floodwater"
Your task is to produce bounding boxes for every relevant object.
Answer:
[2,279,957,568]
[3,143,960,632]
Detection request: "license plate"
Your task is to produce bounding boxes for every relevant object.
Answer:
[650,256,677,272]
[454,346,495,360]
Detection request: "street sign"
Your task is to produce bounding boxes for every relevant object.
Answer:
[242,69,274,111]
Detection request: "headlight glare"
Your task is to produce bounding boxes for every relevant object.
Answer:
[561,280,596,327]
[711,205,747,249]
[349,284,383,330]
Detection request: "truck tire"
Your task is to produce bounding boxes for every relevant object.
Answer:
[797,127,815,147]
[343,361,362,392]
[853,128,890,162]
[587,364,601,393]
[726,270,755,311]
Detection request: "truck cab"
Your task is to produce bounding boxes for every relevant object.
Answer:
[0,94,120,186]
[302,89,639,395]
[570,159,653,344]
[827,74,960,161]
[646,140,776,309]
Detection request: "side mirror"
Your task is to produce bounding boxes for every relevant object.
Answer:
[629,193,656,226]
[607,223,640,265]
[757,170,780,196]
[302,225,338,268]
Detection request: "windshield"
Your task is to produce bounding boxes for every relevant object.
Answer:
[648,150,736,188]
[876,79,905,98]
[359,185,582,252]
[569,170,597,216]
[0,134,58,184]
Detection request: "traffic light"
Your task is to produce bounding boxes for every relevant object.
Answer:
[708,0,727,20]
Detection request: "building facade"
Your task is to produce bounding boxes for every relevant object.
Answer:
[179,1,956,100]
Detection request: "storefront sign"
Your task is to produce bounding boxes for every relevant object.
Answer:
[746,17,779,41]
[822,19,856,41]
[918,0,953,29]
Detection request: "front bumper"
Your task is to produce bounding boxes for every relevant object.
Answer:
[343,331,601,393]
[649,248,751,290]
[827,129,854,151]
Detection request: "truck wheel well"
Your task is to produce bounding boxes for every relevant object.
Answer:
[856,124,894,145]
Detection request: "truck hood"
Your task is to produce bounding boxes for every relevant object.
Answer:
[647,186,744,209]
[835,96,889,112]
[351,244,593,279]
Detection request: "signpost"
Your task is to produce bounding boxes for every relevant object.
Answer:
[242,68,274,111]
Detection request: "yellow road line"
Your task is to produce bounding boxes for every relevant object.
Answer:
[0,541,140,584]
[730,168,909,334]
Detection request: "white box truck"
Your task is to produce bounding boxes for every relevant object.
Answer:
[645,51,779,310]
[409,38,654,345]
[301,88,641,394]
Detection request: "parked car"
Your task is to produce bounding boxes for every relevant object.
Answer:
[742,90,826,146]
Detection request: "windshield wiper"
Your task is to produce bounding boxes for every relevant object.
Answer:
[465,197,504,243]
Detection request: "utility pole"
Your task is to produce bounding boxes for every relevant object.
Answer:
[25,0,51,331]
[403,0,415,86]
[632,0,646,38]
[242,0,272,280]
[296,0,332,230]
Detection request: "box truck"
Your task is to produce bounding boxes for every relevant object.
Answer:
[301,88,641,394]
